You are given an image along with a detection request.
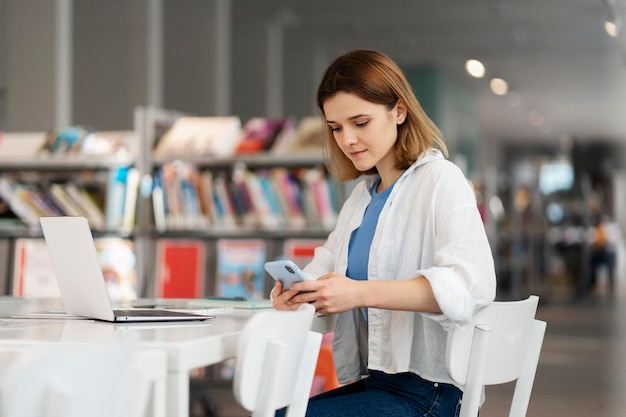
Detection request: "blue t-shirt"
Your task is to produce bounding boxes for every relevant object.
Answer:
[346,178,394,281]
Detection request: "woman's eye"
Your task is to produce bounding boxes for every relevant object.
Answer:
[356,121,368,128]
[330,126,341,132]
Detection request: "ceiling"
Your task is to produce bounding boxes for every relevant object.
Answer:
[242,0,626,145]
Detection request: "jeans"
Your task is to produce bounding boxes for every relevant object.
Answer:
[276,370,463,417]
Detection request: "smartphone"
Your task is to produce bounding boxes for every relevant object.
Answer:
[264,260,310,290]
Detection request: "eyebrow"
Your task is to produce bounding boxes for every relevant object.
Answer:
[326,114,369,124]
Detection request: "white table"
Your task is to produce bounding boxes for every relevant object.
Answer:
[0,297,336,417]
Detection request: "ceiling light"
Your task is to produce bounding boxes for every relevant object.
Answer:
[605,19,619,37]
[490,78,509,95]
[465,59,485,78]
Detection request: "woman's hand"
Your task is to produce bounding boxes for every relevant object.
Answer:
[270,281,307,311]
[289,272,363,315]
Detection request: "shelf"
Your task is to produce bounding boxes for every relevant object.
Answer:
[0,155,134,171]
[152,153,325,168]
[152,228,332,240]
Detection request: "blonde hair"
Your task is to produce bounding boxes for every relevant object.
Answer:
[316,49,448,181]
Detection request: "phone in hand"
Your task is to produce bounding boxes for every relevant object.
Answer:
[264,260,310,290]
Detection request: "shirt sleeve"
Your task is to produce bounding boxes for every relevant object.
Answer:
[419,169,497,331]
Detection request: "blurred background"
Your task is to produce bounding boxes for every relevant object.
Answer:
[1,0,626,416]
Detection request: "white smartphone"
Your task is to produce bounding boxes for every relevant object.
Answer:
[264,260,310,290]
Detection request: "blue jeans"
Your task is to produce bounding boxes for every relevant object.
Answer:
[276,370,463,417]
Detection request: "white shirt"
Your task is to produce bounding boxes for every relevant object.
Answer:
[303,150,496,385]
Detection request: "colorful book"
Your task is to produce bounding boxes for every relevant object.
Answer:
[155,239,206,298]
[235,117,295,154]
[216,239,266,299]
[94,237,138,301]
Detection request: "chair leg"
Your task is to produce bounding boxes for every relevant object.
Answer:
[459,325,491,417]
[508,320,547,417]
[287,331,323,417]
[252,340,286,417]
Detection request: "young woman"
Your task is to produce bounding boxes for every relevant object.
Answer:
[271,49,496,417]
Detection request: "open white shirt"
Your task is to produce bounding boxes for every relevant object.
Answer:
[304,149,497,385]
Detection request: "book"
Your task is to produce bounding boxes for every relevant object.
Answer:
[106,166,129,230]
[122,167,140,231]
[12,238,60,298]
[94,237,138,301]
[155,239,206,298]
[216,239,266,299]
[282,238,326,268]
[154,116,242,158]
[271,116,325,155]
[235,117,295,154]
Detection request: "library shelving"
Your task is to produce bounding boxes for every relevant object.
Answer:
[0,108,345,302]
[0,130,141,297]
[135,107,343,300]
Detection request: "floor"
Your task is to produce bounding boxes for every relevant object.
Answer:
[194,278,626,417]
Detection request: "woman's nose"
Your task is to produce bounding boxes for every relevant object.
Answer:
[340,128,357,146]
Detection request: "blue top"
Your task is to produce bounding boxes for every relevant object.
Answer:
[346,178,394,281]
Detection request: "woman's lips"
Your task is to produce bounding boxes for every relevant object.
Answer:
[349,150,366,158]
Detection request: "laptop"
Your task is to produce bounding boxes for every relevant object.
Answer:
[39,216,212,322]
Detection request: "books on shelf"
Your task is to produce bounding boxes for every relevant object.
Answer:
[151,163,338,232]
[155,239,206,299]
[235,117,296,154]
[38,127,138,159]
[271,116,325,155]
[106,166,139,231]
[154,116,242,158]
[0,177,107,230]
[153,162,212,230]
[216,239,266,299]
[12,237,137,301]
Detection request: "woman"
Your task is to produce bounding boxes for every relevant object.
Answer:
[271,49,496,417]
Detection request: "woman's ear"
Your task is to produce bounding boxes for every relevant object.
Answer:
[395,100,408,124]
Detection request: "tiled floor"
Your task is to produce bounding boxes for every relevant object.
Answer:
[197,280,626,417]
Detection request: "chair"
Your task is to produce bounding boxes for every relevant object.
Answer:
[233,303,323,417]
[0,343,134,417]
[0,344,167,417]
[445,295,547,417]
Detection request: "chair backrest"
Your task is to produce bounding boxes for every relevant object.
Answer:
[446,295,547,417]
[0,344,134,417]
[233,303,322,417]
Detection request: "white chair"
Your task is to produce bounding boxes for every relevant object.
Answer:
[233,303,323,417]
[0,344,167,417]
[446,295,547,417]
[0,343,134,417]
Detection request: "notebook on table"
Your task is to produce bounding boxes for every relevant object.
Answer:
[39,216,213,322]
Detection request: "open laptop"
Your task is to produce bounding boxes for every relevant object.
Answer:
[40,216,212,322]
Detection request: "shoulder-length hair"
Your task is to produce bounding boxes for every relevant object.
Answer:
[316,49,448,181]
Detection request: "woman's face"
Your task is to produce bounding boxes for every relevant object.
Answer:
[323,92,406,175]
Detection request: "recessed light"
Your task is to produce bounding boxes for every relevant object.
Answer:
[465,59,485,78]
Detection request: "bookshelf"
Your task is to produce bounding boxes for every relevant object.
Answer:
[0,130,141,297]
[136,107,342,300]
[0,108,345,300]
